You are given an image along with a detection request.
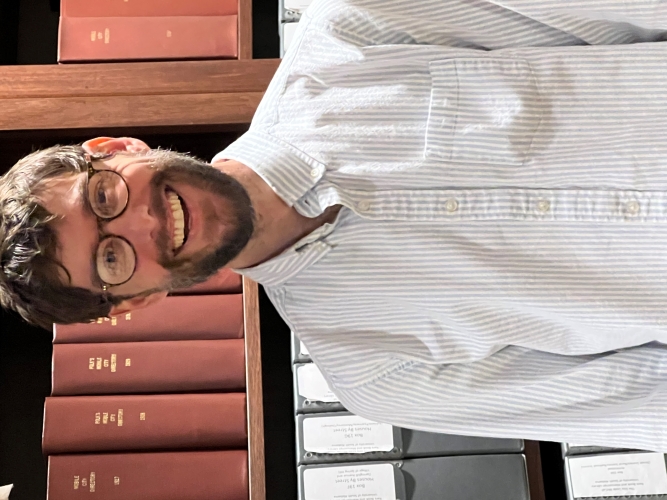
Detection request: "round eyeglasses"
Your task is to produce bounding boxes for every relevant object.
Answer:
[85,153,137,289]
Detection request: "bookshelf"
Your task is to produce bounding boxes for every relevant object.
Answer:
[0,25,279,498]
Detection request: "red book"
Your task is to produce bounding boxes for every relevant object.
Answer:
[62,0,238,17]
[53,294,244,344]
[43,393,247,455]
[51,339,246,396]
[47,450,248,500]
[170,269,243,295]
[58,16,238,63]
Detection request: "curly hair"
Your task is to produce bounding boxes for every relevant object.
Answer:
[0,145,128,329]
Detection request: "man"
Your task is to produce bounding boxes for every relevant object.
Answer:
[4,0,667,451]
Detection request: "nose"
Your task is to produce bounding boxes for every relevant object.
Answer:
[103,202,159,258]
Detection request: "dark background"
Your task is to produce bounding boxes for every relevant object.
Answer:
[0,1,566,499]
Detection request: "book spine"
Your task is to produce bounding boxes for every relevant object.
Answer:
[47,450,248,500]
[51,339,246,396]
[169,269,243,295]
[58,16,238,63]
[53,294,244,343]
[43,393,247,455]
[62,0,238,17]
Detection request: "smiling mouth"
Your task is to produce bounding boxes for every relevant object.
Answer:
[166,187,190,253]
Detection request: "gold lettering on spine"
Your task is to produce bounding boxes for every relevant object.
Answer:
[125,358,131,367]
[111,316,117,326]
[110,413,116,422]
[103,359,109,368]
[111,354,117,372]
[104,29,110,44]
[114,476,120,486]
[89,358,95,370]
[90,472,96,493]
[118,409,123,427]
[96,358,102,370]
[97,32,102,40]
[102,413,109,424]
[73,476,80,490]
[140,412,146,421]
[95,412,101,425]
[82,478,87,487]
[90,31,96,42]
[125,313,131,320]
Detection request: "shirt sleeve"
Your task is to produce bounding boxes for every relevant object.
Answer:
[305,0,667,50]
[333,344,667,451]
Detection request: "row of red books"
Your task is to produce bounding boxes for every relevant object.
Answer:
[44,269,251,500]
[58,0,239,63]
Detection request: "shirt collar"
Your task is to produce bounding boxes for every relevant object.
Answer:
[213,129,327,208]
[232,219,337,287]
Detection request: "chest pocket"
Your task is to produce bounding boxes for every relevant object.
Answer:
[425,58,543,166]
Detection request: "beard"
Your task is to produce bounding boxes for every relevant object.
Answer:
[146,149,255,290]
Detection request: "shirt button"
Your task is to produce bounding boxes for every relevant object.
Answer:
[310,167,322,178]
[537,199,551,213]
[445,199,459,213]
[357,200,371,211]
[625,200,640,216]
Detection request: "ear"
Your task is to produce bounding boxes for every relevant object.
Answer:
[82,137,150,155]
[108,290,169,317]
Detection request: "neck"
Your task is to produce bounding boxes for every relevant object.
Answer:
[213,159,323,269]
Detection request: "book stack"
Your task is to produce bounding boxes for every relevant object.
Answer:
[44,269,249,500]
[58,0,239,63]
[290,332,533,500]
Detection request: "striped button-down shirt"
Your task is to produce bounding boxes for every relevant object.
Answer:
[216,0,667,451]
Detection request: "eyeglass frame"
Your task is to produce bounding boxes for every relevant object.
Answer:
[84,151,137,291]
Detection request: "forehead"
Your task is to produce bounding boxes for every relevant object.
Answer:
[37,173,99,290]
[37,173,86,210]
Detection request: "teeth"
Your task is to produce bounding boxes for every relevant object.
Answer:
[167,191,186,251]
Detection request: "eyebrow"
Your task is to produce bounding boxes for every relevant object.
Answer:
[76,175,106,291]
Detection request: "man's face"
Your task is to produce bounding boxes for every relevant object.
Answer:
[39,141,254,300]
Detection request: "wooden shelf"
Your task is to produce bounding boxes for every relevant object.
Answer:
[0,58,280,131]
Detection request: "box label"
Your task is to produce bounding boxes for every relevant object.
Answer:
[303,464,396,500]
[303,415,394,454]
[570,452,667,498]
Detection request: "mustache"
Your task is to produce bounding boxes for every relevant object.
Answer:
[148,180,174,267]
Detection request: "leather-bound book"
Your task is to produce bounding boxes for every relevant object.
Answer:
[170,269,243,295]
[58,16,237,63]
[51,339,246,396]
[47,450,249,500]
[62,0,238,17]
[43,393,247,455]
[53,294,244,343]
